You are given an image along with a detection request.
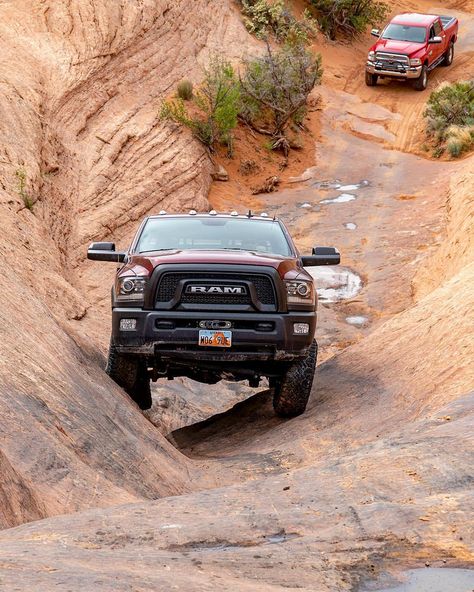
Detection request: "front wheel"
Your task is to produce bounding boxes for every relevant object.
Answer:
[272,340,318,418]
[365,71,378,87]
[441,42,454,66]
[106,340,152,410]
[413,65,428,91]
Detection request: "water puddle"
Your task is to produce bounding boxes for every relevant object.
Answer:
[338,184,360,192]
[346,316,368,326]
[264,531,300,545]
[360,568,474,592]
[321,193,356,204]
[307,266,362,302]
[344,223,357,230]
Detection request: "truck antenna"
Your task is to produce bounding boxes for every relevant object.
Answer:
[247,210,253,218]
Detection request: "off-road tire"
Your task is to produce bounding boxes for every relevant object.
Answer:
[272,340,318,418]
[413,65,428,91]
[441,42,454,67]
[365,71,378,87]
[106,340,152,410]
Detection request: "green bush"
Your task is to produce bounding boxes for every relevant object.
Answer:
[424,80,474,158]
[161,57,240,153]
[239,0,316,44]
[425,80,474,132]
[176,79,193,100]
[240,42,323,143]
[309,0,388,39]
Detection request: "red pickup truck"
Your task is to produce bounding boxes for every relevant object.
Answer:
[366,13,458,90]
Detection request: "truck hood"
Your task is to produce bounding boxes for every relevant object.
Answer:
[375,38,424,56]
[124,249,302,279]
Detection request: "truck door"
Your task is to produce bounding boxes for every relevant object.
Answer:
[429,20,445,64]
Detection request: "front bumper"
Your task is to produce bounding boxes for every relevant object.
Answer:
[112,308,316,362]
[366,61,422,79]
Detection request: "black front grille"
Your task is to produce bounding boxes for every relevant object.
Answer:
[181,292,251,305]
[156,272,276,307]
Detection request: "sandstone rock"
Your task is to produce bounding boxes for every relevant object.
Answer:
[212,164,230,181]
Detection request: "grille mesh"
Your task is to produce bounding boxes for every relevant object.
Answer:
[156,272,276,306]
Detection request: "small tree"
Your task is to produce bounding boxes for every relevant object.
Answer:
[161,57,240,153]
[310,0,388,39]
[239,42,322,152]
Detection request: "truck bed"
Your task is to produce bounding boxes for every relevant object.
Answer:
[440,15,457,29]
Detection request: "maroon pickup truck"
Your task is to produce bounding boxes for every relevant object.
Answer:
[366,13,458,90]
[88,212,340,418]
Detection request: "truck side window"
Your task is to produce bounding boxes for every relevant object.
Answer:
[429,25,436,39]
[434,21,442,36]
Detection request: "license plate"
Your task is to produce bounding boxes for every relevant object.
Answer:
[198,330,232,348]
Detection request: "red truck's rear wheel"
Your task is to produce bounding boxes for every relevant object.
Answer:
[442,42,454,66]
[272,340,317,418]
[106,340,152,410]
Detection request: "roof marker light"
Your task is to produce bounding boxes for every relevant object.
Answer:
[189,210,197,215]
[260,212,269,218]
[230,211,238,216]
[209,210,217,216]
[159,210,167,215]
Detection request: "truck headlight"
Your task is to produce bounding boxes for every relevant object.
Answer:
[410,58,422,66]
[368,51,376,61]
[285,280,315,307]
[116,277,147,303]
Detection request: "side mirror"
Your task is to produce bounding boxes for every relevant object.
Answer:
[371,28,380,37]
[301,246,340,267]
[429,36,442,44]
[87,242,126,262]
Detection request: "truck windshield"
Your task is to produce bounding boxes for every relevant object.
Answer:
[136,217,293,257]
[382,24,426,43]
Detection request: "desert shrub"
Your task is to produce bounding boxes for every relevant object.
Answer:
[161,57,240,153]
[176,79,193,100]
[424,80,474,158]
[15,167,34,210]
[239,0,316,44]
[309,0,388,39]
[445,125,474,157]
[239,42,322,149]
[425,80,474,132]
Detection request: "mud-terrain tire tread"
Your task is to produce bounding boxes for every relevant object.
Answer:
[106,340,152,410]
[441,42,454,66]
[273,340,317,418]
[365,72,378,86]
[413,65,428,91]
